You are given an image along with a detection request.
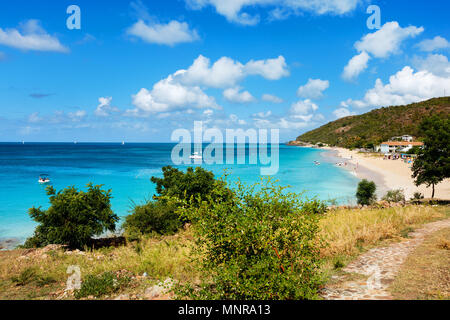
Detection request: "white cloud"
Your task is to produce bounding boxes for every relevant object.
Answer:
[0,20,68,52]
[128,74,220,115]
[342,51,370,80]
[253,111,272,118]
[177,55,245,88]
[127,20,199,46]
[355,22,423,58]
[413,54,450,77]
[342,21,423,80]
[185,0,361,25]
[262,94,283,103]
[416,36,450,52]
[128,54,288,116]
[176,54,289,88]
[68,110,87,122]
[244,56,289,80]
[95,97,120,117]
[290,99,318,116]
[223,87,255,103]
[333,107,355,119]
[344,66,450,109]
[297,78,329,99]
[28,112,42,123]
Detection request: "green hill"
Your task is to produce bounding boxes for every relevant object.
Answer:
[294,97,450,148]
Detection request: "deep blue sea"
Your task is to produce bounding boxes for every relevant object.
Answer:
[0,143,358,243]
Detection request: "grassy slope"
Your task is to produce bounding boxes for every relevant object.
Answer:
[0,205,448,300]
[295,97,450,148]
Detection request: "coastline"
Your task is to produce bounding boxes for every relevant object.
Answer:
[320,148,389,199]
[327,147,450,200]
[0,238,20,251]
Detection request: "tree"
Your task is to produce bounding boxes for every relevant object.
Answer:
[150,166,232,205]
[123,200,182,238]
[356,179,377,205]
[24,184,119,249]
[412,116,450,198]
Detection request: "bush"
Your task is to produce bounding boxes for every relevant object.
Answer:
[123,200,182,238]
[382,189,406,203]
[175,178,325,300]
[356,179,377,205]
[150,166,232,206]
[74,271,131,299]
[411,192,425,201]
[24,184,119,250]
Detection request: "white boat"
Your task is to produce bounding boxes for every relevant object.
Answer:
[38,174,51,184]
[314,160,320,165]
[122,141,125,145]
[189,152,202,160]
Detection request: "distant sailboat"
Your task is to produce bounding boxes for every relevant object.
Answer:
[22,141,25,145]
[122,141,125,145]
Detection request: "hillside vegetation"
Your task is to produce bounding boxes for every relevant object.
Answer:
[295,97,450,148]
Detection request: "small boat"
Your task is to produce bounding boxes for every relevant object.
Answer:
[38,174,51,184]
[314,161,321,165]
[122,141,125,145]
[189,152,202,160]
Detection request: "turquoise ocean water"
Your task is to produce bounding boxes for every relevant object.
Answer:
[0,143,358,243]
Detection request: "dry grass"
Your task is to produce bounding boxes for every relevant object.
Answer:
[389,228,450,300]
[0,205,448,300]
[0,229,199,300]
[319,205,449,258]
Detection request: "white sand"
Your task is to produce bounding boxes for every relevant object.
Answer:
[330,147,450,200]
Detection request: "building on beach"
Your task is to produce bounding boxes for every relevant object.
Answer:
[380,141,424,154]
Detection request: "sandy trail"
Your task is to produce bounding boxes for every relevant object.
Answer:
[321,218,450,300]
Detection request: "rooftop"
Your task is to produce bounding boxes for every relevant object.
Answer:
[381,141,424,146]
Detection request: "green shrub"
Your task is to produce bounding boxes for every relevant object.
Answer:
[175,178,325,300]
[151,166,232,206]
[356,179,377,205]
[11,268,38,286]
[123,200,182,238]
[74,271,131,299]
[382,189,406,203]
[11,268,56,287]
[24,183,119,250]
[411,192,425,201]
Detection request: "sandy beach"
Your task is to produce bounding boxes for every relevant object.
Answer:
[329,147,450,200]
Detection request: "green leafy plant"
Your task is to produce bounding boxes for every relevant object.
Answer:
[123,200,182,238]
[356,179,377,205]
[175,178,326,300]
[382,189,406,203]
[24,183,119,250]
[74,271,131,299]
[150,166,232,206]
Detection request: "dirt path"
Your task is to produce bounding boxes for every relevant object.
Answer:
[321,218,450,300]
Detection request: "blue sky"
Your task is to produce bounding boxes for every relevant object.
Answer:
[0,0,449,142]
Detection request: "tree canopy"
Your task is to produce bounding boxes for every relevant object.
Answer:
[412,115,450,198]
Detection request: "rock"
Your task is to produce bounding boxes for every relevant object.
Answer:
[144,278,174,299]
[114,294,130,300]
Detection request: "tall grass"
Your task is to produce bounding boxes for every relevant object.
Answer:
[320,205,449,257]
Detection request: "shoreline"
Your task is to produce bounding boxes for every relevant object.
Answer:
[326,147,450,200]
[320,148,389,199]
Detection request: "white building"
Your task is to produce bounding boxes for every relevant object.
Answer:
[401,135,413,142]
[380,141,423,154]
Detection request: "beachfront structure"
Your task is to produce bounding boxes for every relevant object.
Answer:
[389,135,414,142]
[380,141,424,154]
